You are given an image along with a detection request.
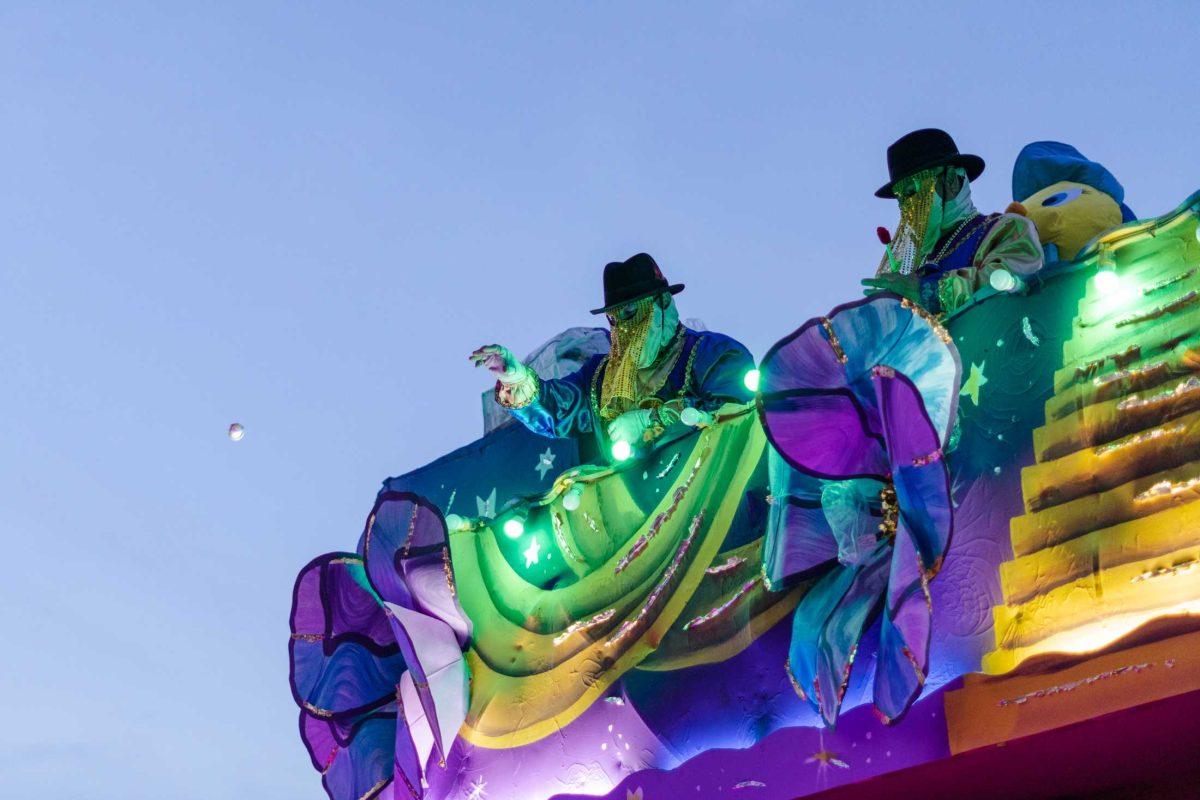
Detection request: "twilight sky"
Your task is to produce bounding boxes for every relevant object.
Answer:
[1,3,1196,798]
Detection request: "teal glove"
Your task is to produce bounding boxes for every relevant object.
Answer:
[606,408,654,445]
[469,343,528,384]
[861,273,920,303]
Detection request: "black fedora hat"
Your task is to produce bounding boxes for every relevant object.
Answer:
[875,128,985,199]
[590,253,684,315]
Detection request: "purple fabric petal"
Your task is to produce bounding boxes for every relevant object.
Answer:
[361,492,447,608]
[812,547,891,724]
[291,554,414,799]
[312,712,397,800]
[759,294,961,481]
[763,453,839,584]
[869,368,953,723]
[873,368,953,570]
[875,531,934,722]
[290,554,405,722]
[363,492,471,644]
[382,601,469,768]
[358,491,470,771]
[765,293,960,727]
[760,390,889,480]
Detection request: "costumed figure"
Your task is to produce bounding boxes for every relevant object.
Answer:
[471,252,755,457]
[1008,140,1136,263]
[865,128,1044,315]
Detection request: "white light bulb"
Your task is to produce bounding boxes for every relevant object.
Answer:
[444,513,466,532]
[611,440,633,462]
[743,369,761,392]
[502,517,525,539]
[989,268,1017,293]
[1095,269,1120,294]
[228,423,245,441]
[562,484,584,511]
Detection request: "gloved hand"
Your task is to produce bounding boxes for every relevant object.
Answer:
[861,273,920,303]
[606,408,654,445]
[469,344,528,384]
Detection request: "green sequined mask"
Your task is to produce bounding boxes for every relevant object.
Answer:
[881,170,940,275]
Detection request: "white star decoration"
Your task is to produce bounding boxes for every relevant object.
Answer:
[535,447,556,480]
[476,488,496,518]
[523,537,541,568]
[960,361,988,406]
[466,776,487,800]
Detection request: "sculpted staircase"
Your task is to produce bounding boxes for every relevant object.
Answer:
[984,201,1200,674]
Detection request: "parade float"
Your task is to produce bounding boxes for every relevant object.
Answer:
[289,151,1200,799]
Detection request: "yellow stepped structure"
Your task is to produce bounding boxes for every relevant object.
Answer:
[984,200,1200,675]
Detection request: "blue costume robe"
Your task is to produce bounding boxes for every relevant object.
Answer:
[504,328,755,456]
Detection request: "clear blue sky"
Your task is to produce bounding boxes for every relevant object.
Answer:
[1,4,1195,798]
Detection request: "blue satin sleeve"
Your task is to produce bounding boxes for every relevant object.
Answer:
[507,355,602,439]
[688,332,756,410]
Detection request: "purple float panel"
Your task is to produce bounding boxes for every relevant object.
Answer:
[552,685,953,800]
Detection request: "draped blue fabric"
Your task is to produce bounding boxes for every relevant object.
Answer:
[508,328,755,450]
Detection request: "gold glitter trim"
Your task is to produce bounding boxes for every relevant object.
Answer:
[877,483,898,542]
[819,317,848,364]
[303,701,334,719]
[911,448,943,467]
[900,296,952,343]
[785,659,807,700]
[442,546,457,598]
[363,512,376,560]
[401,504,418,559]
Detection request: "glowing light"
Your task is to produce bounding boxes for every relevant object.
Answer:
[989,268,1017,292]
[444,513,466,532]
[1094,268,1120,295]
[680,407,711,427]
[502,516,525,539]
[611,440,633,462]
[227,422,245,441]
[743,369,761,392]
[522,536,541,567]
[1133,475,1200,503]
[562,483,584,511]
[984,596,1200,675]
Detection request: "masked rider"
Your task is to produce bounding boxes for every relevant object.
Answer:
[471,253,755,458]
[864,128,1043,314]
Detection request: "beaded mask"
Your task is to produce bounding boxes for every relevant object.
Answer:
[600,295,679,420]
[600,297,654,420]
[880,169,940,275]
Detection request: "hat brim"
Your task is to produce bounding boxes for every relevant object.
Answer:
[875,154,985,199]
[590,283,684,315]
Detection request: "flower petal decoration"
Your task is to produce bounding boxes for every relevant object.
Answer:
[758,293,960,725]
[289,552,409,799]
[291,492,472,799]
[360,491,471,773]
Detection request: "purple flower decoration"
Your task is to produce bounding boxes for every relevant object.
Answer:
[290,492,469,799]
[757,293,960,725]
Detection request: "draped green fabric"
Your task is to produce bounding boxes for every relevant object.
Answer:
[448,406,788,747]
